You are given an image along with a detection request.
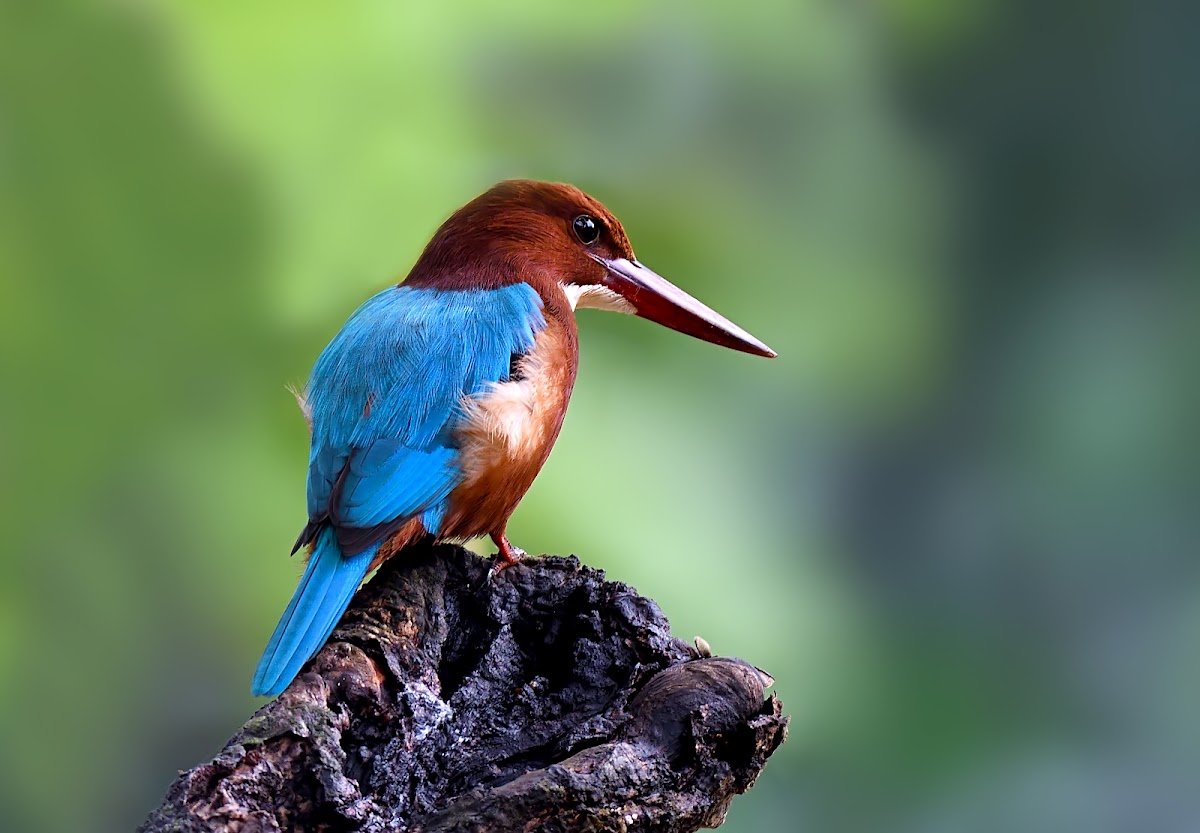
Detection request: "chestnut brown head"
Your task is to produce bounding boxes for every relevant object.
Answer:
[405,180,776,358]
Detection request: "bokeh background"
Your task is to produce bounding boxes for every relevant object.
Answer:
[3,1,1198,831]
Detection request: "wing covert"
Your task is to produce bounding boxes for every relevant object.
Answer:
[299,284,545,552]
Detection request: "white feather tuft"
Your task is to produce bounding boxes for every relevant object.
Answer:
[563,283,636,314]
[288,384,313,433]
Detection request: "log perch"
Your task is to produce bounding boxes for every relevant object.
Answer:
[140,544,789,832]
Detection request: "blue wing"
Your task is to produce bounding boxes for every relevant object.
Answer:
[252,283,545,696]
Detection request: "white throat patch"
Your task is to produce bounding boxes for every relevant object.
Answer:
[563,283,637,314]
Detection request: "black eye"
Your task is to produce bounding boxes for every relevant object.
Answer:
[572,215,600,245]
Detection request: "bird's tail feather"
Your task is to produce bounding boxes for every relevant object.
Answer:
[251,525,377,697]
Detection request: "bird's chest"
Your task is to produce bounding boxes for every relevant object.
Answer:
[448,317,577,525]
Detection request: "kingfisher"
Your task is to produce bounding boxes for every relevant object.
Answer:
[252,180,775,697]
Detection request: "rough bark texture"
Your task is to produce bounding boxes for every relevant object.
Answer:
[141,544,788,832]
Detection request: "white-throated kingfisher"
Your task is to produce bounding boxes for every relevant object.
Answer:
[252,180,775,697]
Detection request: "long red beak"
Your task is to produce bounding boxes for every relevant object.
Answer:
[593,256,777,358]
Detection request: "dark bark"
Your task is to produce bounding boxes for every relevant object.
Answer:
[140,544,788,832]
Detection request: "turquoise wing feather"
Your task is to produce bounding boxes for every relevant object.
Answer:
[252,284,545,696]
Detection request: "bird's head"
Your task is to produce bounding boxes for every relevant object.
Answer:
[404,180,776,358]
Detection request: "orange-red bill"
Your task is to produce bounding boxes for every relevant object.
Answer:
[593,256,777,358]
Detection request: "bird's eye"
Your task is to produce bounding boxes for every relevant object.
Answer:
[572,215,600,245]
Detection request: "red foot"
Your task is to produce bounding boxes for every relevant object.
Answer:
[489,533,527,578]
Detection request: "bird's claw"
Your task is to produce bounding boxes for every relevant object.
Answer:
[487,544,527,580]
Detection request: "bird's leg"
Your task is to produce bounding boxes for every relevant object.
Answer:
[488,528,527,578]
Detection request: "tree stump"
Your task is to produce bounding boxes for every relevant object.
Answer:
[140,544,788,832]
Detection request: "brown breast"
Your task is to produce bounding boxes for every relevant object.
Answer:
[437,311,578,541]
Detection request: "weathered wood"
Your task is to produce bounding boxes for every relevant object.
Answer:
[140,544,788,832]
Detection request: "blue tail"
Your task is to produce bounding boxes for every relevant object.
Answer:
[252,526,378,697]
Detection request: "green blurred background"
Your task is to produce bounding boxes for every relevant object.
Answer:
[3,1,1198,830]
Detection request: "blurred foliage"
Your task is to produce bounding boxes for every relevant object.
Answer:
[1,1,1198,831]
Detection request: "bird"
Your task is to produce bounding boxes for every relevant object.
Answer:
[251,180,775,697]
